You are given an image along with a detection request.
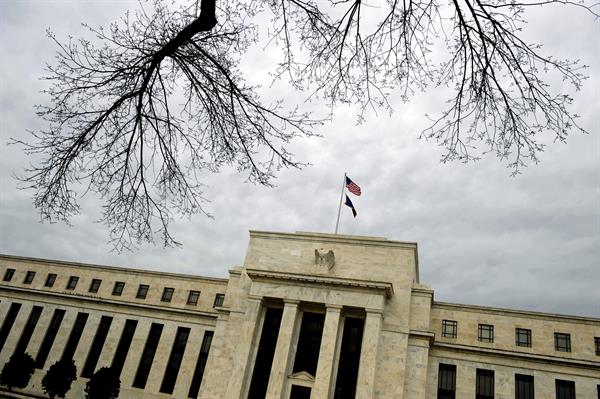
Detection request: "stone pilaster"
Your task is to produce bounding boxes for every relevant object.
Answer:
[311,304,342,399]
[265,299,300,399]
[356,309,383,399]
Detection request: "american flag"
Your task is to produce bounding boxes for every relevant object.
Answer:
[345,176,362,196]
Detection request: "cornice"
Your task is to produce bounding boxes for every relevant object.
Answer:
[245,268,394,299]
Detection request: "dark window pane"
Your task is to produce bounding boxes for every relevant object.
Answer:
[136,284,149,299]
[554,333,571,352]
[290,385,312,399]
[187,330,214,398]
[437,363,456,399]
[247,307,283,399]
[515,374,534,399]
[478,324,494,343]
[3,268,15,281]
[112,282,125,296]
[81,316,113,378]
[293,312,325,376]
[0,303,22,353]
[89,279,102,293]
[111,319,138,376]
[14,306,43,356]
[62,312,89,361]
[594,337,600,356]
[516,329,532,347]
[35,309,65,368]
[45,273,57,287]
[213,293,225,308]
[476,369,494,399]
[442,320,457,338]
[66,276,79,290]
[161,287,174,302]
[555,379,575,399]
[133,323,164,389]
[334,317,364,399]
[160,326,190,394]
[24,271,36,284]
[187,291,200,306]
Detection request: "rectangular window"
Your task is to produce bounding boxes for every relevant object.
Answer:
[62,312,89,361]
[35,309,66,369]
[160,326,191,394]
[136,284,149,299]
[247,307,283,399]
[334,317,364,399]
[555,379,575,399]
[515,374,534,399]
[442,320,457,338]
[187,290,200,306]
[595,337,600,356]
[0,303,22,352]
[478,324,494,343]
[516,328,532,347]
[187,330,214,398]
[24,271,36,284]
[112,281,125,296]
[81,315,113,378]
[554,333,571,352]
[13,306,43,356]
[437,363,456,399]
[293,312,325,376]
[476,369,494,399]
[290,385,312,399]
[45,273,57,287]
[161,287,175,302]
[213,293,225,308]
[3,268,15,281]
[89,279,102,293]
[66,276,79,290]
[111,319,138,376]
[132,323,164,389]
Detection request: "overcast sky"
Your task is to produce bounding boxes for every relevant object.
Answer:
[0,0,598,317]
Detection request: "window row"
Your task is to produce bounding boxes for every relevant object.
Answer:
[0,302,214,398]
[2,268,225,308]
[441,320,600,355]
[438,363,591,399]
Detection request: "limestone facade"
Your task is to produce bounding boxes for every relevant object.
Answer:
[0,230,598,398]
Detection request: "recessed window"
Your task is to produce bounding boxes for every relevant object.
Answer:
[595,337,600,356]
[66,276,79,290]
[161,287,175,302]
[45,273,57,287]
[3,268,15,282]
[555,379,575,399]
[112,281,125,296]
[476,369,494,399]
[478,324,494,343]
[89,279,102,293]
[515,374,534,399]
[442,320,457,338]
[515,328,532,347]
[554,332,571,352]
[437,363,456,398]
[136,284,149,299]
[24,271,36,284]
[187,290,200,306]
[213,293,225,308]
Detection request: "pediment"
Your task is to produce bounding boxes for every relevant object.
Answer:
[288,371,315,382]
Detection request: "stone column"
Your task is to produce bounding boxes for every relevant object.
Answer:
[355,309,382,399]
[311,304,342,399]
[265,299,300,399]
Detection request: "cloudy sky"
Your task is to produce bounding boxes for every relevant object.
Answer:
[0,0,598,317]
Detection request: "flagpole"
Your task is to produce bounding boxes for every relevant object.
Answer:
[334,173,346,234]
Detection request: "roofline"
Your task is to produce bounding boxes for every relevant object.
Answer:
[0,253,229,284]
[433,301,600,324]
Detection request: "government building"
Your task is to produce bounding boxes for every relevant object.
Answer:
[0,231,598,398]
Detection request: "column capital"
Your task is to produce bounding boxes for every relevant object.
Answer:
[247,294,263,302]
[283,298,300,305]
[325,304,343,311]
[364,308,384,316]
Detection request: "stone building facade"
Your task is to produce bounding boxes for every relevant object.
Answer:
[0,230,598,398]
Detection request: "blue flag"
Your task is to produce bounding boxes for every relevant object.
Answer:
[344,195,357,217]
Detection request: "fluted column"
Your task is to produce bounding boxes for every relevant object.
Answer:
[265,299,300,399]
[355,309,382,399]
[311,304,342,399]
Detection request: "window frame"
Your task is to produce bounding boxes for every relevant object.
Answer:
[595,337,600,356]
[442,320,458,339]
[555,379,576,399]
[187,290,200,306]
[161,287,175,302]
[515,328,532,348]
[478,324,494,343]
[475,368,494,399]
[89,278,102,293]
[136,284,149,299]
[515,374,534,399]
[45,273,57,287]
[66,276,79,290]
[213,293,225,308]
[554,332,571,352]
[112,281,125,296]
[24,271,36,284]
[3,268,15,282]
